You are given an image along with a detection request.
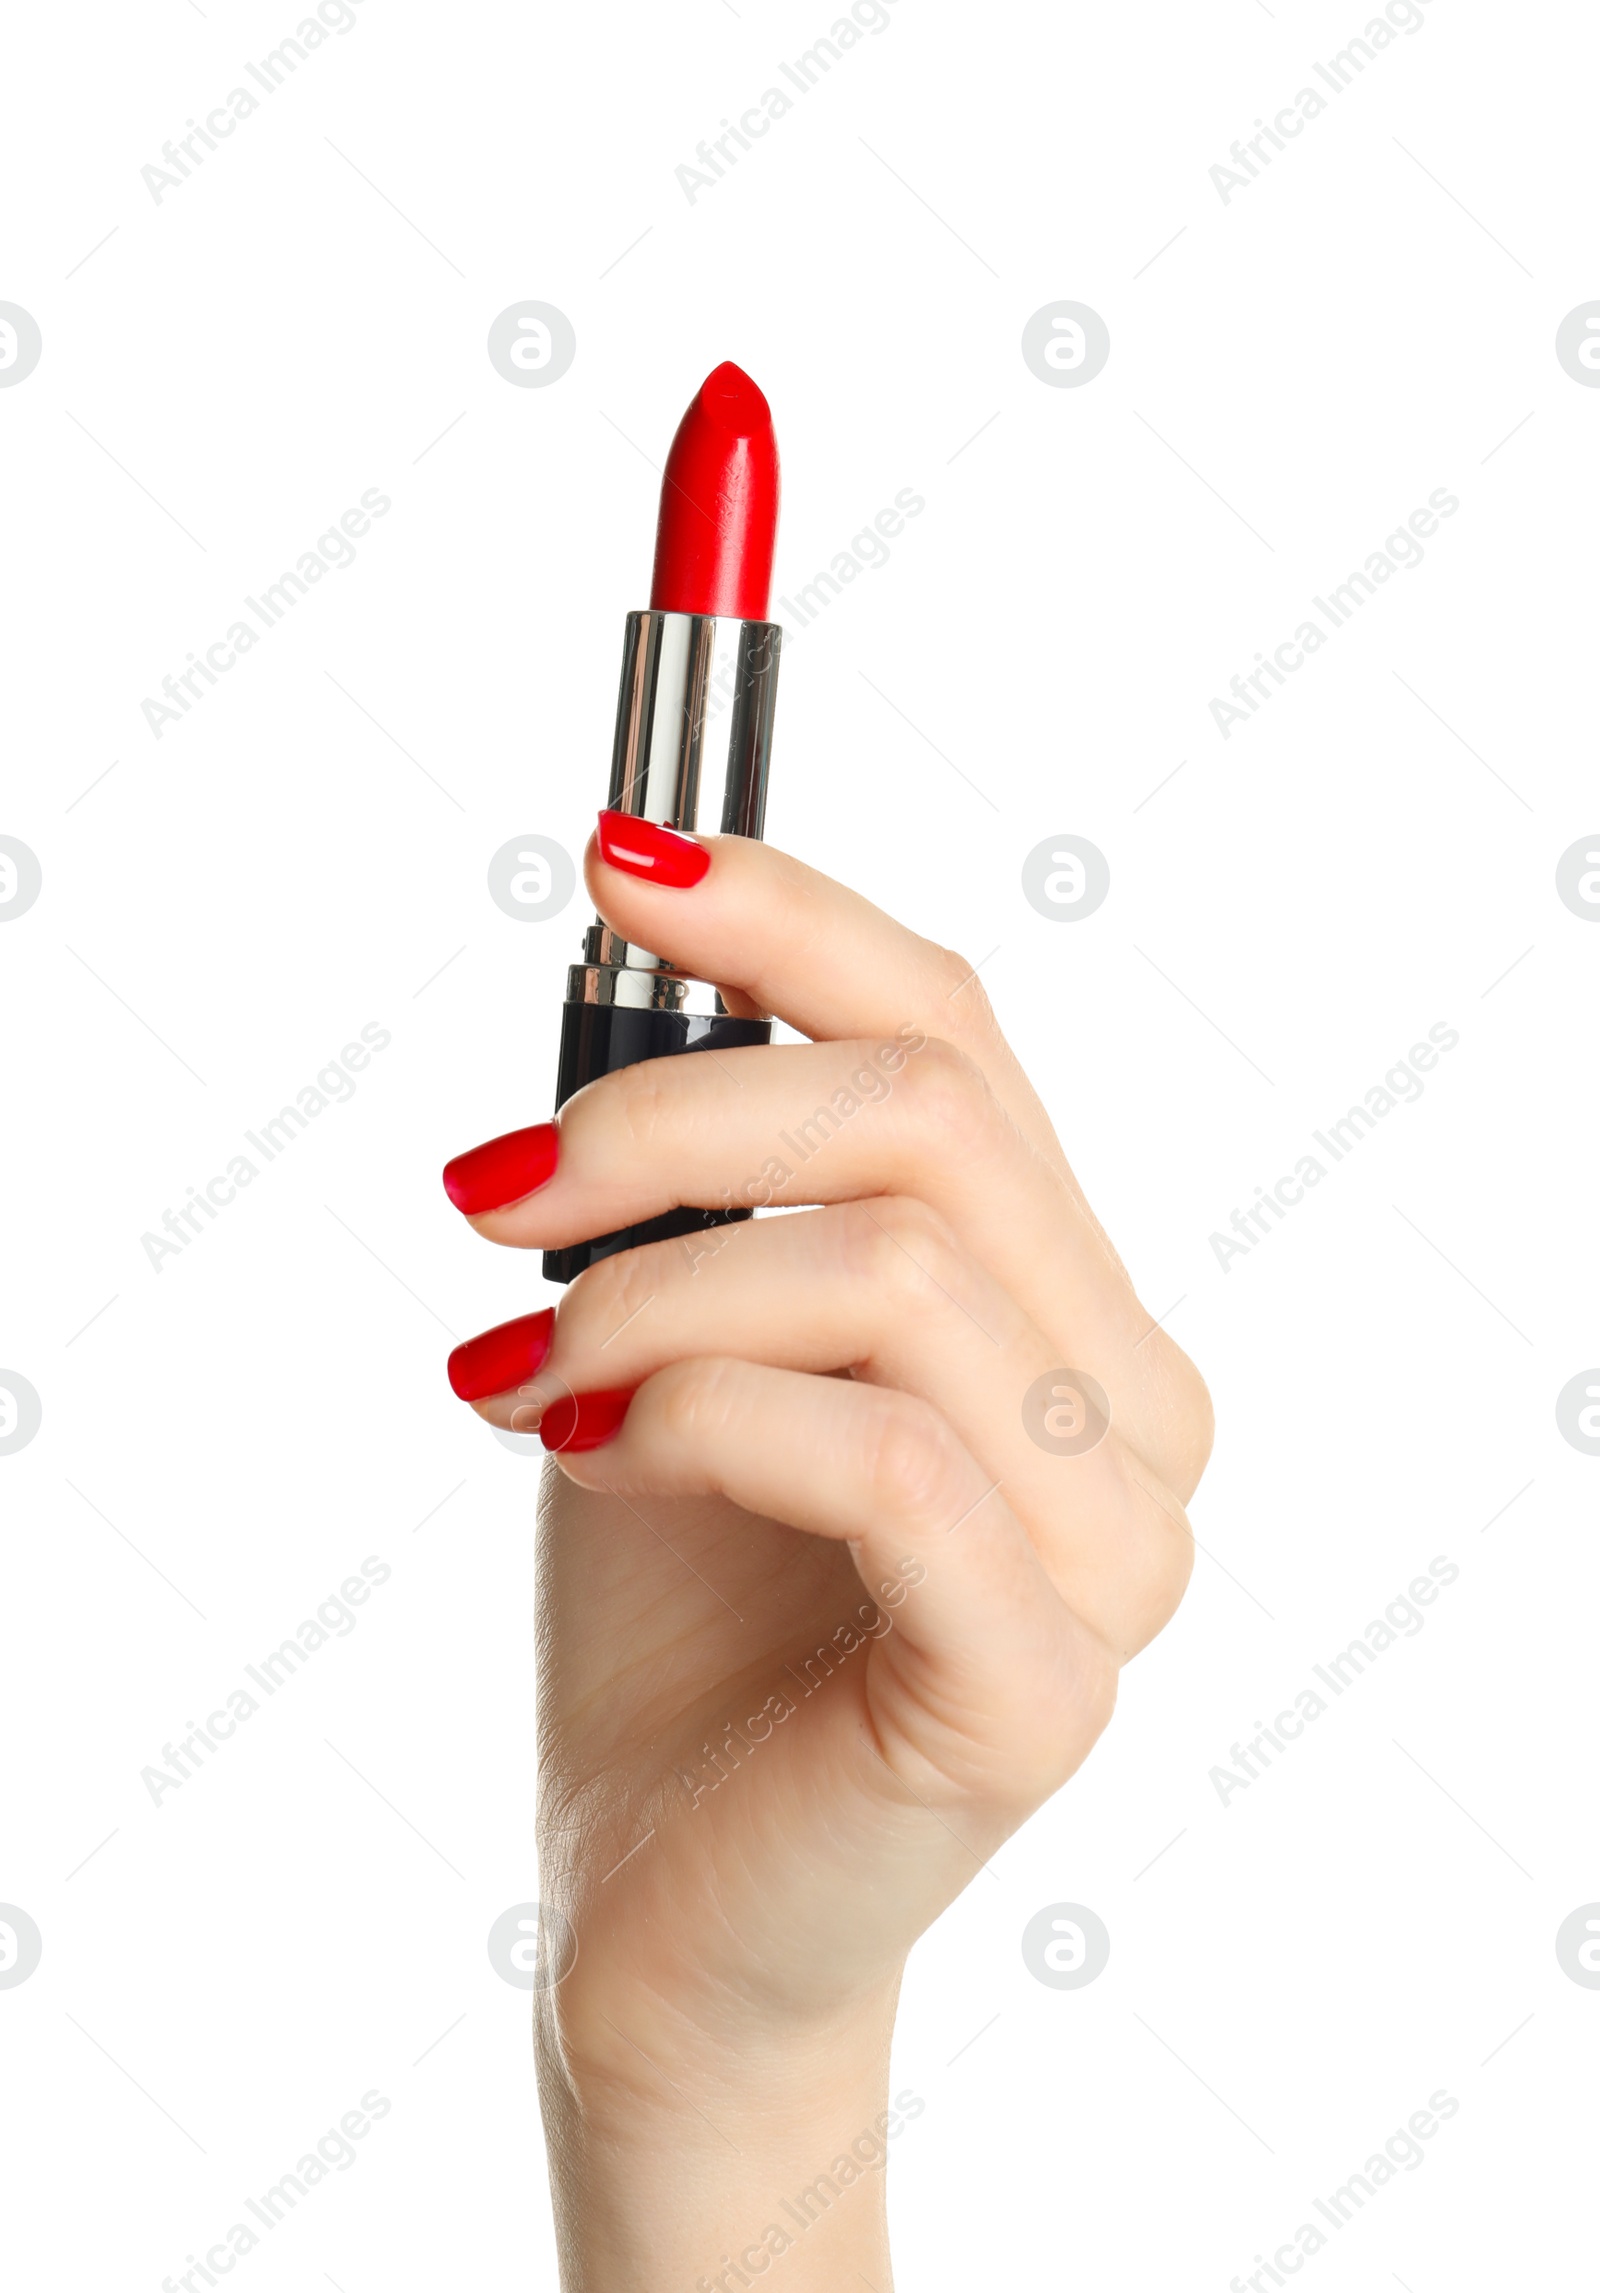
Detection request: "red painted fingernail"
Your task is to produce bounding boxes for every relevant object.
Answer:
[447,1310,555,1402]
[539,1387,637,1453]
[596,810,711,889]
[443,1122,558,1214]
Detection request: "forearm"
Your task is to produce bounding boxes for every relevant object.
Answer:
[538,1995,900,2291]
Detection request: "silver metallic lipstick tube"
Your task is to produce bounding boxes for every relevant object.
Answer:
[543,609,782,1284]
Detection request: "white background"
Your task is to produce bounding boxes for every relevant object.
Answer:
[2,0,1597,2284]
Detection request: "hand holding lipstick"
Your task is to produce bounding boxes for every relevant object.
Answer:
[442,826,1213,2287]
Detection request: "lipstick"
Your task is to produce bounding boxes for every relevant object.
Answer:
[650,360,779,619]
[543,362,783,1285]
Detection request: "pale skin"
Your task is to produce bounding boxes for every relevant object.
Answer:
[446,831,1213,2288]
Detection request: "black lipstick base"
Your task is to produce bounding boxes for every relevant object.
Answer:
[542,1002,772,1284]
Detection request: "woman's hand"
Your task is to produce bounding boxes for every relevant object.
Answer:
[442,828,1212,2289]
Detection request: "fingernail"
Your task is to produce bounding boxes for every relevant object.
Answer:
[596,810,711,889]
[443,1122,558,1215]
[539,1387,637,1453]
[447,1310,555,1402]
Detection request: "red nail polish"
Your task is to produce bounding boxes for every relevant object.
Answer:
[447,1310,555,1402]
[596,810,711,889]
[443,1122,558,1215]
[539,1387,636,1453]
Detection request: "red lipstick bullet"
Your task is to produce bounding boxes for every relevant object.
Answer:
[650,361,779,621]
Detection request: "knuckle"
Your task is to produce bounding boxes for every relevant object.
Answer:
[1006,1630,1121,1808]
[899,1033,1005,1165]
[608,1054,684,1160]
[838,1195,962,1309]
[1032,1643,1120,1796]
[1142,1334,1216,1501]
[928,942,979,1003]
[929,945,1000,1039]
[567,1242,660,1350]
[653,1355,741,1449]
[1086,1645,1121,1736]
[860,1393,969,1524]
[1181,1366,1216,1489]
[1154,1492,1197,1613]
[1127,1467,1197,1643]
[867,1190,957,1253]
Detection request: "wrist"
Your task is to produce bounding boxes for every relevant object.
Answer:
[538,1986,904,2291]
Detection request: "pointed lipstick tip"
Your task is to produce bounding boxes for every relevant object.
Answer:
[650,361,779,618]
[697,360,770,432]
